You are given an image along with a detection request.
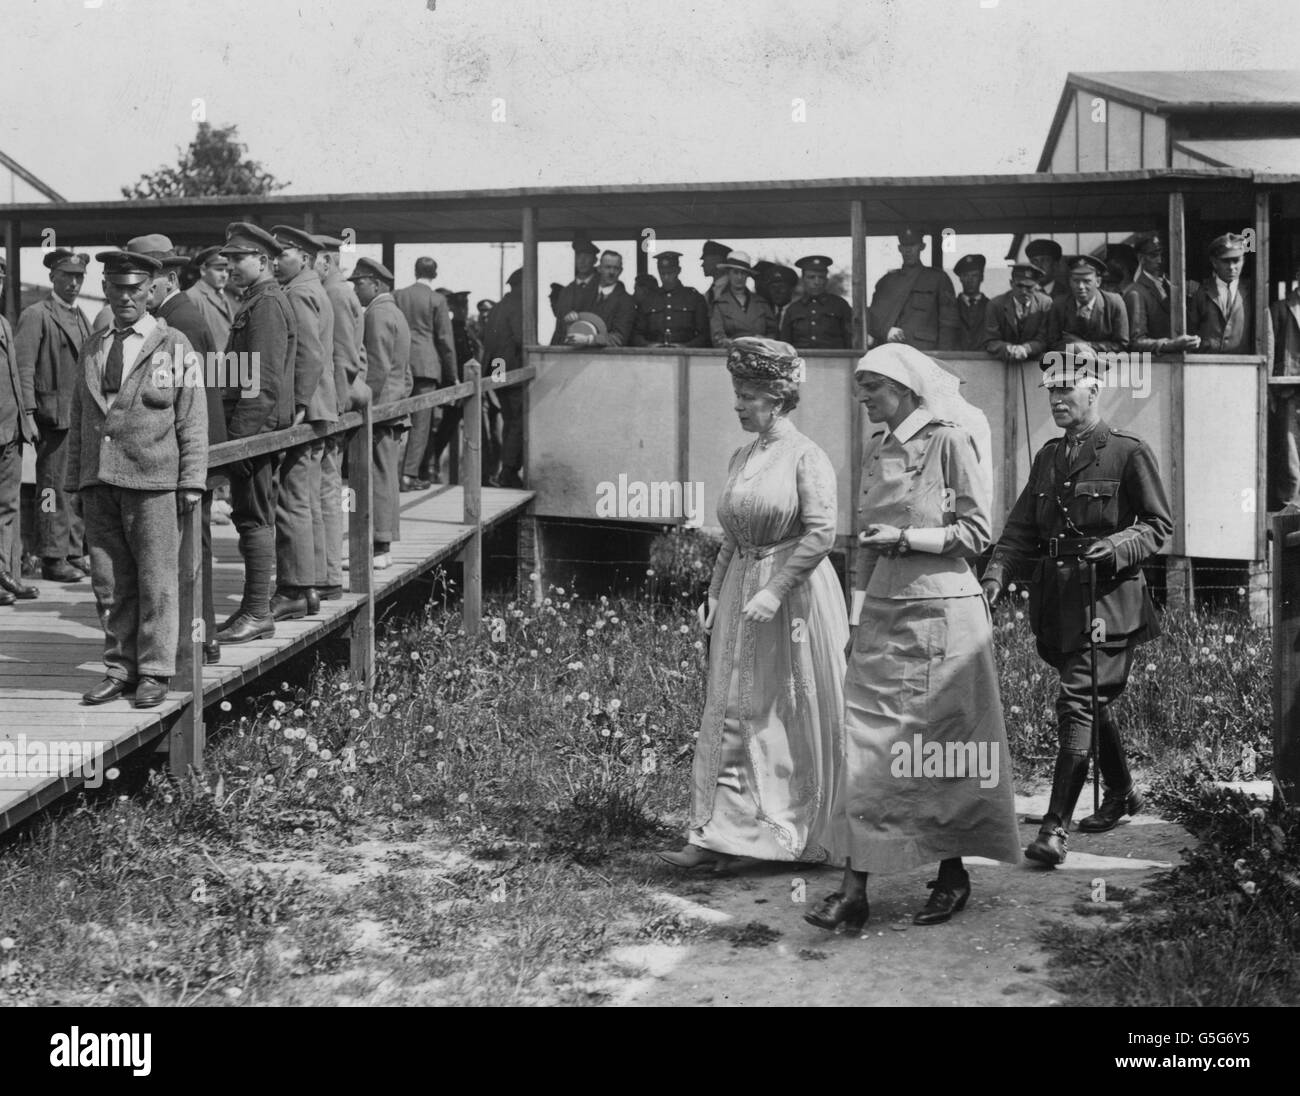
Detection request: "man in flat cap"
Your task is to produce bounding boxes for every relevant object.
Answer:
[632,251,709,348]
[1025,239,1070,303]
[350,257,412,567]
[1045,255,1129,354]
[867,230,959,351]
[765,265,798,332]
[186,245,243,350]
[781,255,853,350]
[16,248,92,582]
[216,222,298,644]
[484,268,524,489]
[952,254,990,353]
[1125,233,1201,356]
[709,251,776,349]
[313,233,368,601]
[982,353,1171,865]
[1188,234,1253,354]
[395,257,457,490]
[131,234,228,664]
[983,262,1053,363]
[271,226,338,621]
[551,236,601,345]
[66,249,207,708]
[700,240,732,313]
[0,256,38,606]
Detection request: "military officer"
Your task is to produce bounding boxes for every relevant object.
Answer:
[551,235,601,345]
[0,255,38,605]
[983,262,1053,362]
[217,222,297,644]
[981,355,1172,865]
[766,265,798,332]
[67,249,207,708]
[349,257,412,568]
[867,229,959,351]
[780,255,853,350]
[1188,233,1253,354]
[1025,239,1070,303]
[1045,255,1129,354]
[186,245,243,349]
[16,248,92,582]
[1125,232,1201,356]
[271,226,337,621]
[953,253,990,353]
[631,251,709,347]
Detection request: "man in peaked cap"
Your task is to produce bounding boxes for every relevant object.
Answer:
[1188,233,1253,354]
[782,254,853,350]
[983,262,1054,363]
[983,349,1172,864]
[867,230,959,351]
[15,248,92,583]
[66,249,207,708]
[701,240,732,310]
[270,225,338,622]
[631,251,709,348]
[312,232,367,601]
[952,254,990,353]
[349,257,412,568]
[550,234,601,345]
[765,264,798,332]
[394,256,456,488]
[186,244,243,350]
[130,234,230,665]
[0,256,38,606]
[1045,254,1129,354]
[1025,238,1070,303]
[216,221,298,644]
[483,268,524,489]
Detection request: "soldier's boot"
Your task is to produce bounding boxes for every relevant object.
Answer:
[1025,751,1090,867]
[219,527,276,644]
[1078,706,1143,833]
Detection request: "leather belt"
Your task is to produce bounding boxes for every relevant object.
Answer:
[1044,536,1096,559]
[738,535,802,561]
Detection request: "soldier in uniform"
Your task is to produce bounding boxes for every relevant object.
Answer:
[953,254,990,353]
[867,229,959,351]
[216,223,297,644]
[981,355,1172,864]
[0,255,38,606]
[350,257,412,567]
[631,251,709,347]
[1188,233,1253,354]
[1045,255,1129,354]
[551,236,601,344]
[1025,239,1070,303]
[700,240,732,310]
[766,265,797,332]
[16,248,92,582]
[1125,232,1201,356]
[186,245,243,350]
[780,255,853,350]
[983,262,1053,363]
[394,257,456,489]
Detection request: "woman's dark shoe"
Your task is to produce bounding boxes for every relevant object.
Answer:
[1025,826,1070,867]
[657,844,724,871]
[803,891,869,934]
[1077,785,1144,833]
[913,871,971,925]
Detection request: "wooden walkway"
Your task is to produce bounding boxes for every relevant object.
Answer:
[0,485,532,835]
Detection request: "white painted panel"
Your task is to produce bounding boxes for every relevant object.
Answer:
[1183,362,1260,558]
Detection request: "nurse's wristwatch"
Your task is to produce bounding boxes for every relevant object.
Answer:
[894,526,912,556]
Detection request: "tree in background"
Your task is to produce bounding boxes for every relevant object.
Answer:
[120,122,288,199]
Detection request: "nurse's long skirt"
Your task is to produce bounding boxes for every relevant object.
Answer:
[829,592,1022,872]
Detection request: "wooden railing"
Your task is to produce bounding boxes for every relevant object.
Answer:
[166,362,537,776]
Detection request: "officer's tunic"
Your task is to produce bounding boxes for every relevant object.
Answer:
[779,292,853,350]
[632,283,709,347]
[954,293,990,353]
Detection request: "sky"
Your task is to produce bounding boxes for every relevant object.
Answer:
[3,0,1299,305]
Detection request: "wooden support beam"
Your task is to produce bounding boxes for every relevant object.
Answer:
[930,227,945,270]
[347,407,375,688]
[635,240,648,279]
[169,502,205,777]
[677,353,690,513]
[1168,192,1187,337]
[461,360,483,636]
[381,232,396,280]
[1271,511,1300,806]
[850,199,867,349]
[518,515,544,606]
[521,207,538,348]
[1165,556,1194,614]
[3,219,20,324]
[1256,190,1272,562]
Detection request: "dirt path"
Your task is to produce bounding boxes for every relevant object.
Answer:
[603,794,1191,1007]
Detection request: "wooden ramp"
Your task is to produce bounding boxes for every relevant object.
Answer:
[0,485,532,835]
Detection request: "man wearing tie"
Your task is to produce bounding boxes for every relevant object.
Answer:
[1189,233,1253,354]
[66,250,207,708]
[1045,255,1129,354]
[185,245,242,350]
[1125,233,1202,356]
[953,254,990,353]
[983,262,1053,363]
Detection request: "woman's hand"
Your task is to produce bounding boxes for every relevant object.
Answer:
[742,589,780,623]
[697,596,718,634]
[858,524,902,550]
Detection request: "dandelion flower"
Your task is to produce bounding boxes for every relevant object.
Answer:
[220,701,232,712]
[368,701,379,713]
[601,728,611,737]
[1242,881,1257,896]
[1014,611,1024,621]
[1010,706,1022,715]
[1200,646,1211,657]
[269,718,282,732]
[1145,663,1156,673]
[272,700,286,714]
[610,617,620,625]
[411,651,421,661]
[529,649,539,658]
[1203,695,1213,705]
[1250,807,1267,821]
[0,937,15,950]
[319,749,333,762]
[608,699,622,712]
[1020,590,1029,600]
[1007,583,1018,593]
[693,640,703,650]
[660,624,668,632]
[586,629,595,637]
[305,768,318,780]
[679,625,690,634]
[545,647,552,654]
[556,587,566,596]
[529,571,538,581]
[1225,635,1235,645]
[578,691,591,701]
[680,660,689,669]
[646,568,655,576]
[293,827,305,836]
[349,708,361,720]
[1237,586,1246,596]
[341,786,356,799]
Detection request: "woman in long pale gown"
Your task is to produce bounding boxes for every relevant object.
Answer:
[659,337,847,870]
[805,345,1020,933]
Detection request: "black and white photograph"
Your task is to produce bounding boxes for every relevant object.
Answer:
[0,0,1296,1046]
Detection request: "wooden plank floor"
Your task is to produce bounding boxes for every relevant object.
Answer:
[0,485,532,833]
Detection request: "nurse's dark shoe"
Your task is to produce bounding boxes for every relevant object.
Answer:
[804,892,869,934]
[657,844,724,871]
[913,870,971,925]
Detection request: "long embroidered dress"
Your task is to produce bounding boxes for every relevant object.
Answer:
[688,417,847,861]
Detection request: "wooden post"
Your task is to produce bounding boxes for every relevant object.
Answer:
[461,360,483,636]
[518,515,544,606]
[1271,511,1300,806]
[521,207,538,348]
[1255,190,1272,574]
[381,233,396,280]
[676,353,690,508]
[1003,360,1021,524]
[1169,191,1187,337]
[635,241,648,280]
[3,219,20,324]
[169,502,205,776]
[347,406,375,688]
[850,199,867,349]
[1165,190,1191,606]
[930,227,945,270]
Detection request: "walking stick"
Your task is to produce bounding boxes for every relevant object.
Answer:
[1085,560,1101,813]
[1018,363,1034,468]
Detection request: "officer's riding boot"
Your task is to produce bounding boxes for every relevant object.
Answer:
[1078,706,1144,833]
[1026,750,1090,867]
[219,527,276,644]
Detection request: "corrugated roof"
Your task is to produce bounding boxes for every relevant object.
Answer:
[1175,137,1300,172]
[1071,70,1300,112]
